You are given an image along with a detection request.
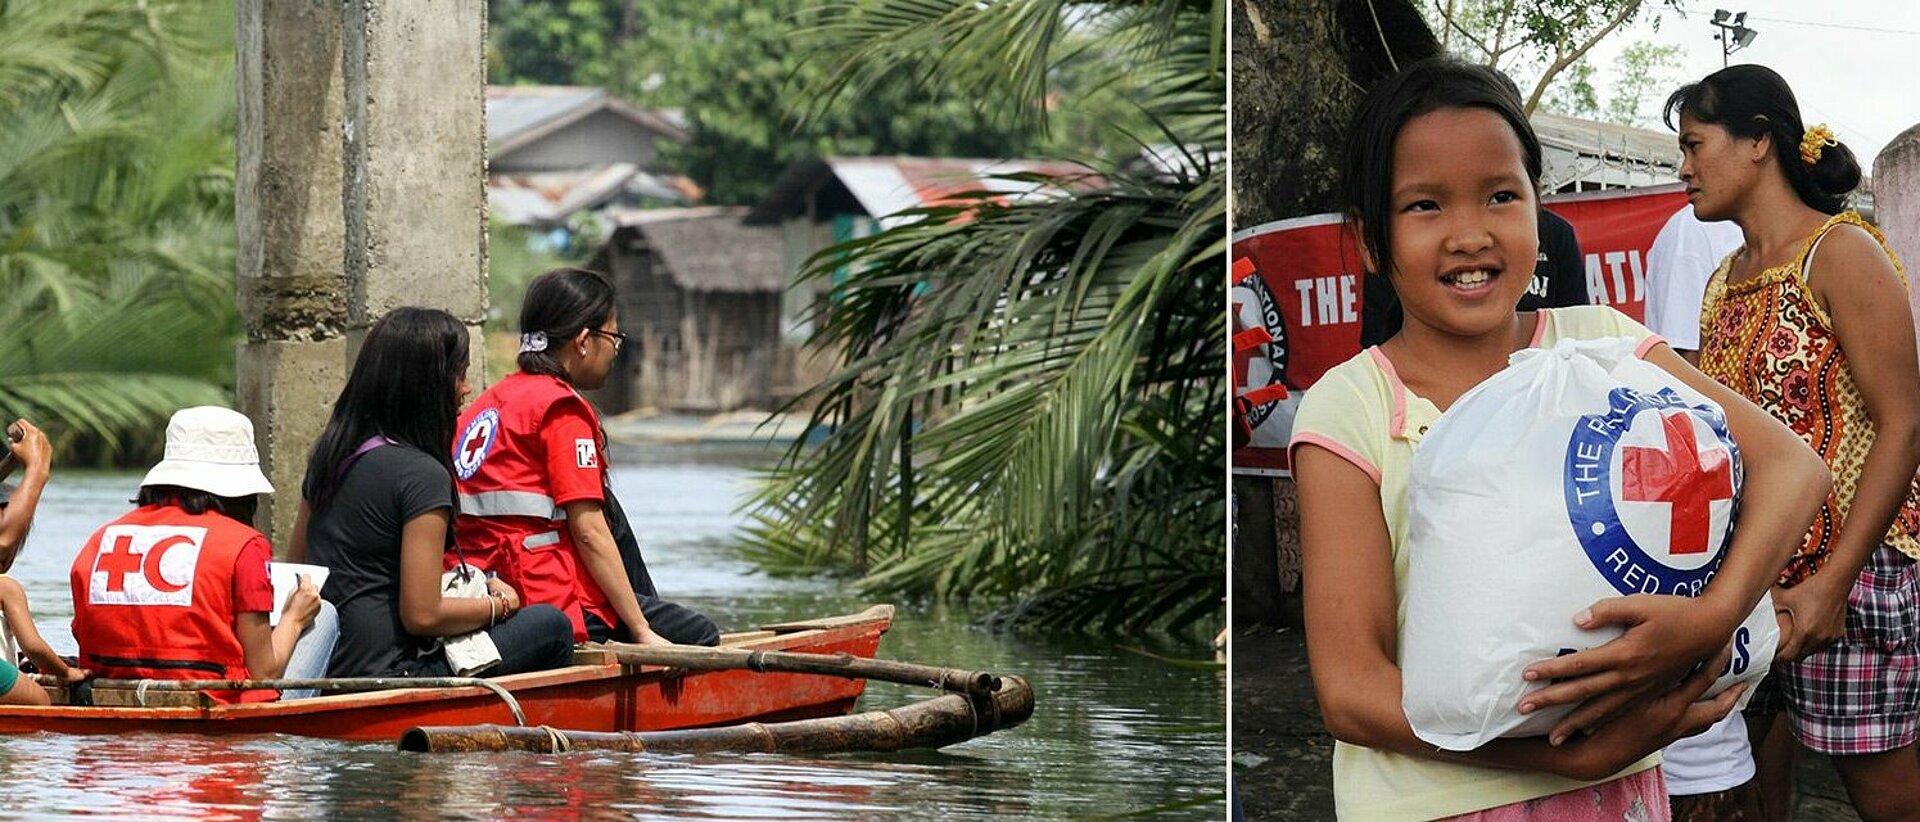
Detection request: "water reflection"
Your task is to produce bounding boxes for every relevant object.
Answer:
[0,447,1224,819]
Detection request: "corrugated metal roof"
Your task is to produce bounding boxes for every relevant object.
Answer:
[748,155,1099,224]
[1531,112,1681,190]
[488,164,693,226]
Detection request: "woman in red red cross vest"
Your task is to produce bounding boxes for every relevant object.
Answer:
[453,268,719,646]
[69,407,326,703]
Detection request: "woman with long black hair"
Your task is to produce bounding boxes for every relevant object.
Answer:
[452,268,718,647]
[292,307,574,678]
[1672,64,1920,820]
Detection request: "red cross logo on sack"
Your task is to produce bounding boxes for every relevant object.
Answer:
[1618,410,1736,558]
[88,524,206,607]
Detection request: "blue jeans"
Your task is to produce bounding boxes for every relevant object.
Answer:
[280,600,338,699]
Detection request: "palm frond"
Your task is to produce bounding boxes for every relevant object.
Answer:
[0,0,240,461]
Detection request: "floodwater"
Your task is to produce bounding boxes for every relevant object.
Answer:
[0,445,1225,819]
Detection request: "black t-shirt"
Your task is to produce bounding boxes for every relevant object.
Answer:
[302,443,454,677]
[1360,209,1590,347]
[1531,208,1589,311]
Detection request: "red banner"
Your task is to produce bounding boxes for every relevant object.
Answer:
[1230,183,1688,476]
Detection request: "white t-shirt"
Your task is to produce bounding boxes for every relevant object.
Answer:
[1661,713,1756,795]
[1643,204,1745,352]
[1644,204,1754,795]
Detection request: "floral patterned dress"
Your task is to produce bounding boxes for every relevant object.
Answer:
[1697,211,1920,587]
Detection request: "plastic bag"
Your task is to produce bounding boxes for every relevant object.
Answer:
[1401,336,1776,751]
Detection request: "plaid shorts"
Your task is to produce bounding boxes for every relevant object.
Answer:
[1745,544,1920,755]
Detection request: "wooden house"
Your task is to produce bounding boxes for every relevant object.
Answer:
[585,207,788,414]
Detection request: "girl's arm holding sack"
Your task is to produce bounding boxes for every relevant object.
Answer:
[1517,341,1830,742]
[1299,443,1742,779]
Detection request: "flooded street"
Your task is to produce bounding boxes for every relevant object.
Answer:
[0,445,1224,819]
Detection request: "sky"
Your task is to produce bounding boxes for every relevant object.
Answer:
[1570,1,1920,174]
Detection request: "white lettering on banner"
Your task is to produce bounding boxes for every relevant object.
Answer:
[1315,275,1339,325]
[1290,274,1362,328]
[88,524,207,607]
[1584,250,1647,306]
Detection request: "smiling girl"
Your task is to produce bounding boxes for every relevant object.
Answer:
[1290,57,1830,820]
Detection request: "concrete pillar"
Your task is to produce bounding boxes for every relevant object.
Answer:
[236,0,349,551]
[341,0,490,380]
[1874,123,1920,358]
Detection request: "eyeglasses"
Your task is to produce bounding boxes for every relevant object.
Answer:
[589,328,629,352]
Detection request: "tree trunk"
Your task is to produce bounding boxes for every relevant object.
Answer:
[1229,0,1437,627]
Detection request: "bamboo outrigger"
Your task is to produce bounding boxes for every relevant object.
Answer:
[400,675,1034,754]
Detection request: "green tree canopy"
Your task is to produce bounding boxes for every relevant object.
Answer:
[0,0,238,462]
[488,0,1163,205]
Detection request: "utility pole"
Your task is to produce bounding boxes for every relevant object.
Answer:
[1711,9,1759,67]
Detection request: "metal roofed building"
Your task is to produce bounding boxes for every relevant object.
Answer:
[1532,111,1681,192]
[747,155,1099,341]
[486,86,697,227]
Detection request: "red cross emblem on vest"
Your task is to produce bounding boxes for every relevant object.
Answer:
[88,525,205,606]
[1620,411,1735,556]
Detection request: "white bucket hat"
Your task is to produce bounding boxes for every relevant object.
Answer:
[139,406,274,498]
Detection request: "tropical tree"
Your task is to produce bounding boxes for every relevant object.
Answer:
[0,0,236,462]
[488,0,1165,206]
[1423,0,1683,114]
[742,0,1225,637]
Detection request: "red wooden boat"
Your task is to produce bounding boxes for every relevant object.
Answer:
[0,605,894,741]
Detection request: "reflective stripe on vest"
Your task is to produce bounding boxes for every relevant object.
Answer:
[458,490,566,520]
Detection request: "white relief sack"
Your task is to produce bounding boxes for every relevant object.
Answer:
[1400,336,1776,751]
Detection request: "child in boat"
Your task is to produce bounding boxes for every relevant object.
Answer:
[68,407,328,703]
[292,307,573,679]
[1671,65,1920,821]
[1291,56,1830,819]
[0,573,82,704]
[0,420,77,705]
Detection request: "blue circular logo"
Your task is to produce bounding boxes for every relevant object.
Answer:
[1564,387,1742,597]
[454,408,500,480]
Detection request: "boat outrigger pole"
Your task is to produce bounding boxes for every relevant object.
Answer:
[593,642,1004,697]
[76,676,529,725]
[400,675,1033,755]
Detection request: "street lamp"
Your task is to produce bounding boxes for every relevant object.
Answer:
[1710,9,1758,67]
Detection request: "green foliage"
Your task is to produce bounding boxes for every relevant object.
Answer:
[486,219,594,331]
[487,0,627,87]
[1602,41,1682,126]
[742,0,1225,637]
[487,0,1165,205]
[1425,0,1682,113]
[1538,39,1682,128]
[0,0,238,462]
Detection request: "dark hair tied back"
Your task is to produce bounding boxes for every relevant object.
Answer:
[1341,56,1544,277]
[518,268,617,379]
[1663,64,1860,215]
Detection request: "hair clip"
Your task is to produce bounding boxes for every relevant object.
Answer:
[1800,124,1837,165]
[518,331,549,353]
